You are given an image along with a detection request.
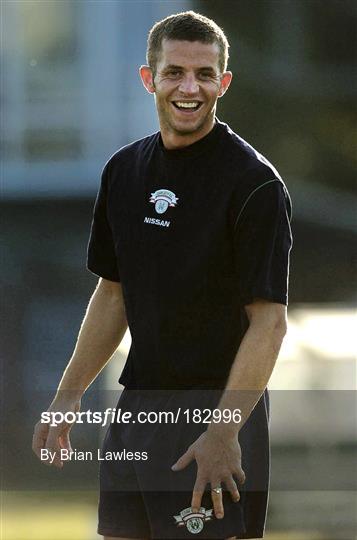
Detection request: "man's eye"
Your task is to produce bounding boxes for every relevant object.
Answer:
[166,70,181,78]
[198,72,215,80]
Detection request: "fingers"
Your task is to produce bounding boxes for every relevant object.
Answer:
[210,479,224,519]
[32,421,67,468]
[45,427,64,468]
[210,473,243,518]
[191,475,242,520]
[171,446,195,471]
[224,476,240,502]
[234,464,246,485]
[32,422,48,459]
[59,431,73,452]
[191,477,206,512]
[32,399,80,469]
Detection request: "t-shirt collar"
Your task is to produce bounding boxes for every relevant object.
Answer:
[157,118,222,160]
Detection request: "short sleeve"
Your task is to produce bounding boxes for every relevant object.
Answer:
[233,179,292,306]
[86,162,120,282]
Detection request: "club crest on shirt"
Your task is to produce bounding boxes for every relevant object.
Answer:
[149,189,178,214]
[173,506,213,534]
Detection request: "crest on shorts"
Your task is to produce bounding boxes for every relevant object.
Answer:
[173,506,213,534]
[149,189,178,215]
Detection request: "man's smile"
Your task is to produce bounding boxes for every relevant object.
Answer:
[171,100,203,113]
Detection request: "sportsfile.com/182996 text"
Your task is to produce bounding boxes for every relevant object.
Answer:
[40,408,242,427]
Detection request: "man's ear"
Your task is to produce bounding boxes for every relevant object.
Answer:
[218,71,233,98]
[140,65,155,94]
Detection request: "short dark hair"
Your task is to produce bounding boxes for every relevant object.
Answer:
[147,11,230,75]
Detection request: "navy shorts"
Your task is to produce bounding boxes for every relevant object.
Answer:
[97,389,269,539]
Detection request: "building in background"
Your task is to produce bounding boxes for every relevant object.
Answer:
[2,1,191,197]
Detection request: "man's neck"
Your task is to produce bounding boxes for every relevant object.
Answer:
[160,119,216,150]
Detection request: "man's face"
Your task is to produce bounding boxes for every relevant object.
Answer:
[141,39,231,142]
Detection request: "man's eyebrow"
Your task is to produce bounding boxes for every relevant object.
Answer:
[161,64,183,71]
[161,64,217,72]
[197,66,216,72]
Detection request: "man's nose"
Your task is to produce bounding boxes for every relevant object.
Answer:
[178,74,199,95]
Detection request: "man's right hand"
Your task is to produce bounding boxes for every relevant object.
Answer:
[32,397,81,468]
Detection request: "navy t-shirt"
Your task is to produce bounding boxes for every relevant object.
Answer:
[87,120,292,390]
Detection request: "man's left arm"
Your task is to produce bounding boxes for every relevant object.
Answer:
[172,299,287,519]
[172,178,292,518]
[212,299,287,435]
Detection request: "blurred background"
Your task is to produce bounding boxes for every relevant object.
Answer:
[1,1,356,539]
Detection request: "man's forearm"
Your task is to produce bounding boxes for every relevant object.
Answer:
[55,278,127,400]
[209,301,287,437]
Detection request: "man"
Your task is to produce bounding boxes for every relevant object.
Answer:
[33,11,292,540]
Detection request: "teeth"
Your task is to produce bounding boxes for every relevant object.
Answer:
[175,102,200,109]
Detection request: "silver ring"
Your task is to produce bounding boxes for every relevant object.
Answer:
[211,486,222,494]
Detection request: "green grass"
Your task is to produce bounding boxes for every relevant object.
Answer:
[0,491,339,540]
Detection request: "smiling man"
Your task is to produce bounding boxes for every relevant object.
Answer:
[32,11,292,540]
